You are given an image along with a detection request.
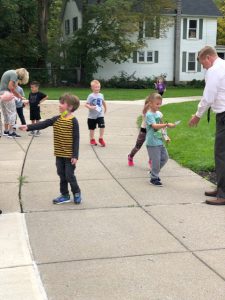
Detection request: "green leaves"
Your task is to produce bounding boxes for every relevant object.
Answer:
[0,0,40,70]
[216,0,225,45]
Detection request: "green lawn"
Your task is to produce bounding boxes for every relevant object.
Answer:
[138,101,215,172]
[23,87,203,100]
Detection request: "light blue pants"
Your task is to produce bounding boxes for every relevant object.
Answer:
[147,145,169,179]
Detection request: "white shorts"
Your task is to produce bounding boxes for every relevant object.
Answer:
[1,99,16,125]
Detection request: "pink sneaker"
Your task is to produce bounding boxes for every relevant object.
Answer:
[90,139,97,146]
[99,138,106,147]
[128,155,134,166]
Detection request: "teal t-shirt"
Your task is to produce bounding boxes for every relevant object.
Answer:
[0,70,18,91]
[146,111,163,146]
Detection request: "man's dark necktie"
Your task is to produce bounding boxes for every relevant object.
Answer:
[207,107,211,123]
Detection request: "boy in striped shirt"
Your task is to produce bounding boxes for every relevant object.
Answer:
[19,93,81,204]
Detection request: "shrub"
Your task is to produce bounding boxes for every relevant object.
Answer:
[101,71,156,89]
[186,79,205,88]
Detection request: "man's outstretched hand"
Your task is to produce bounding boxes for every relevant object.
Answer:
[189,115,200,127]
[19,125,28,131]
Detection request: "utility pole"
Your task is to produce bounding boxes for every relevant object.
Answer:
[174,0,182,85]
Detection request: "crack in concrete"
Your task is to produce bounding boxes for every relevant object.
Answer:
[18,136,34,213]
[22,201,205,214]
[13,138,27,153]
[34,246,225,267]
[23,205,138,214]
[0,263,33,271]
[36,250,189,266]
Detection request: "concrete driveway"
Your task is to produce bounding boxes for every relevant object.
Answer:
[1,100,225,300]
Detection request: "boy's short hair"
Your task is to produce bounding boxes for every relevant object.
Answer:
[59,93,80,112]
[90,80,101,86]
[30,81,40,87]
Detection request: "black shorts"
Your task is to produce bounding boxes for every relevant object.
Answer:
[30,107,41,121]
[88,117,105,130]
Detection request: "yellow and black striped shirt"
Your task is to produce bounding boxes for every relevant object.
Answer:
[27,115,79,159]
[53,116,74,158]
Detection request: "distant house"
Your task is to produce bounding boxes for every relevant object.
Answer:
[61,0,222,83]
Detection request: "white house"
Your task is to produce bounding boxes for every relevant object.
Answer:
[61,0,222,83]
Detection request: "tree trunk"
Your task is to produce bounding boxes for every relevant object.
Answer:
[80,50,91,85]
[80,63,86,85]
[37,0,51,67]
[79,0,90,84]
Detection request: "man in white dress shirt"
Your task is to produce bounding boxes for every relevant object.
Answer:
[189,46,225,205]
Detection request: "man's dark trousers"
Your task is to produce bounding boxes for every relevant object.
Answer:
[215,111,225,198]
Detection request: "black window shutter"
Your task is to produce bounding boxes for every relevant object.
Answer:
[139,21,144,39]
[199,19,203,39]
[183,18,187,39]
[133,51,138,63]
[182,52,187,72]
[154,51,159,63]
[197,61,201,72]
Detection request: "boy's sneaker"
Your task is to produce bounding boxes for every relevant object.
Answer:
[128,154,134,166]
[28,131,35,136]
[150,178,163,187]
[53,194,71,204]
[74,192,82,204]
[90,139,97,146]
[149,171,161,181]
[99,138,106,147]
[8,132,20,139]
[35,130,41,137]
[3,131,9,136]
[12,132,21,138]
[7,133,14,139]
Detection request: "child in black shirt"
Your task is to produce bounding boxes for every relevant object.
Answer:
[28,81,48,136]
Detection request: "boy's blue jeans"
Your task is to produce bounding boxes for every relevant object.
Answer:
[56,157,80,196]
[147,145,169,179]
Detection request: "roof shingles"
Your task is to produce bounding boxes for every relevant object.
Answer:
[62,0,222,18]
[181,0,221,17]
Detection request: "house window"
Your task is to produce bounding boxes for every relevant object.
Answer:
[147,51,153,62]
[139,18,160,39]
[145,20,155,38]
[65,19,70,35]
[188,19,197,39]
[138,51,145,62]
[218,52,225,59]
[188,52,196,71]
[73,17,78,32]
[134,50,158,63]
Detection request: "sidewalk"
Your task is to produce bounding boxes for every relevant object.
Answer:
[1,99,225,300]
[45,95,201,105]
